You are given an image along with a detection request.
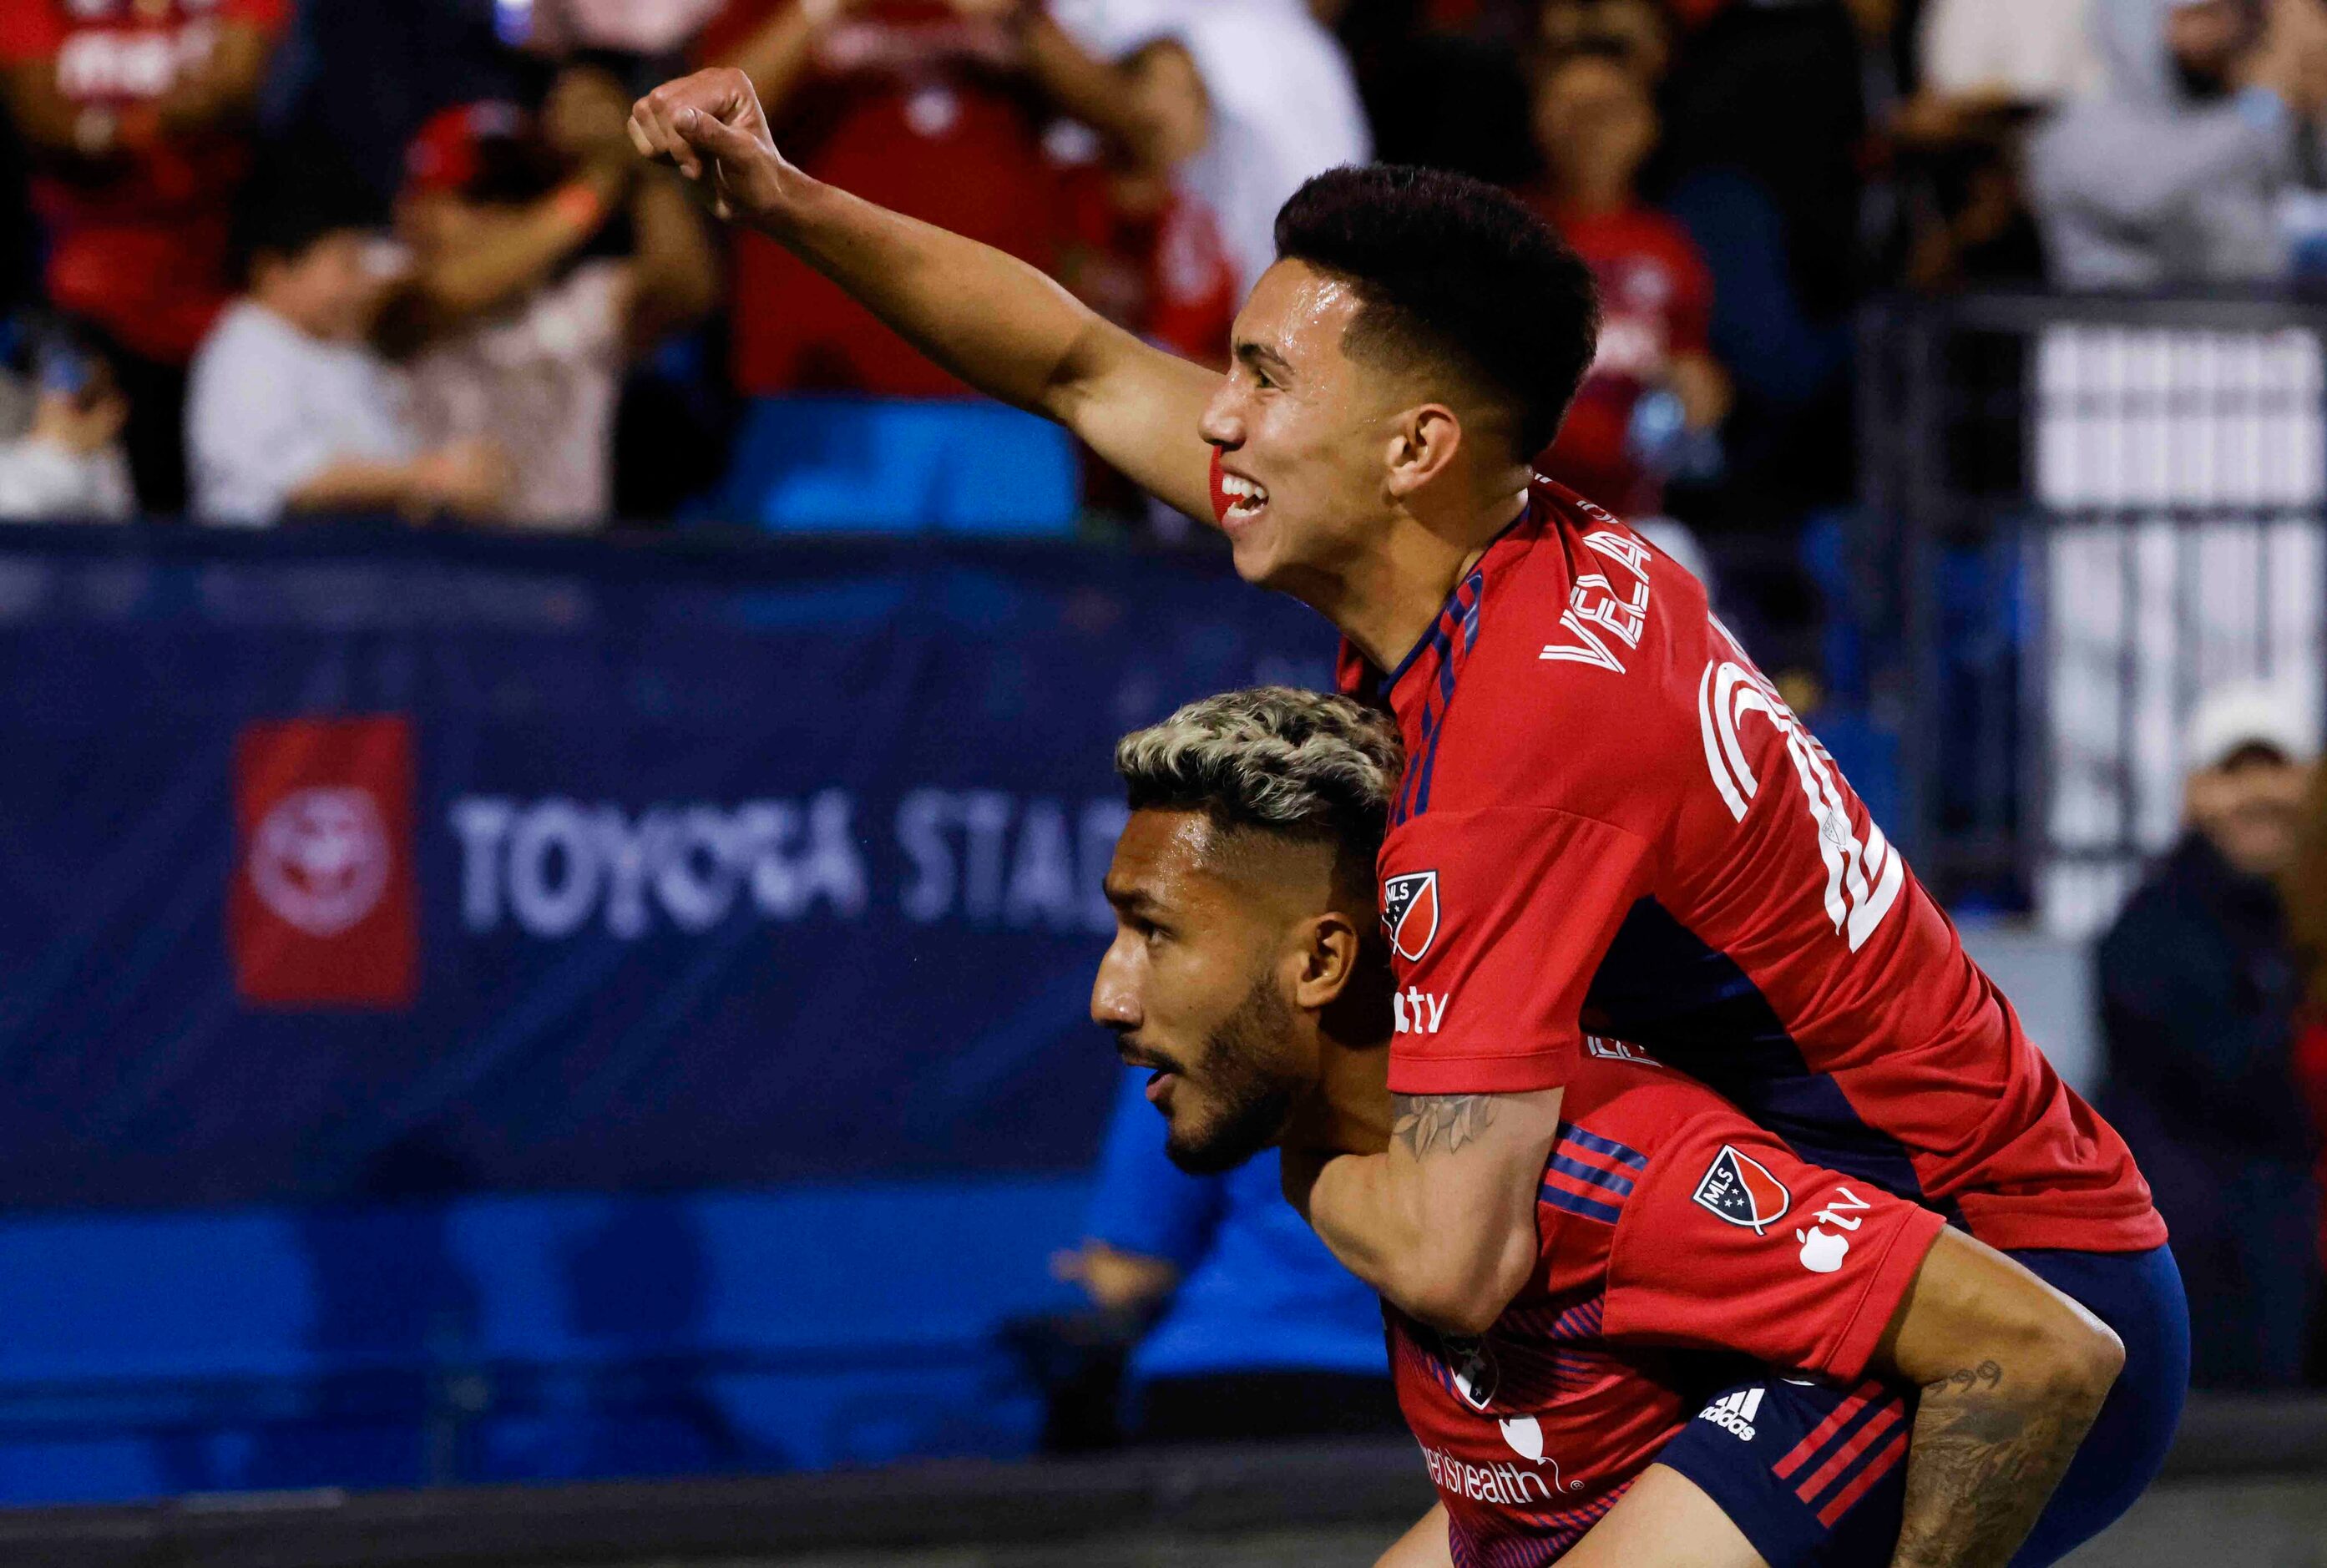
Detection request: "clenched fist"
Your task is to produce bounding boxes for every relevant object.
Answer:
[628,68,794,226]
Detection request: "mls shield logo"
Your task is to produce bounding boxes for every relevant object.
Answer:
[1692,1146,1792,1235]
[1381,871,1440,963]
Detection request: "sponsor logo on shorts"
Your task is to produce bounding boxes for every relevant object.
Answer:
[1796,1185,1872,1273]
[1381,870,1440,963]
[1692,1146,1792,1235]
[1696,1386,1764,1441]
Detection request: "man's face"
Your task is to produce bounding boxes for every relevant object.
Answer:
[2189,745,2312,878]
[268,232,391,342]
[1091,809,1321,1173]
[1535,56,1657,199]
[2167,0,2262,91]
[1198,260,1421,599]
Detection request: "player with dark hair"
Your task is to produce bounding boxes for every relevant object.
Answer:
[1096,687,2121,1568]
[625,69,2184,1568]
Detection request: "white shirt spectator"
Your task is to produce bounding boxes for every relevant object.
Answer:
[1056,0,1372,293]
[187,301,417,528]
[0,372,133,522]
[1920,0,2102,104]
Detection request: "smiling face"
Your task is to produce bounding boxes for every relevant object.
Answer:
[1196,260,1429,597]
[1090,808,1333,1173]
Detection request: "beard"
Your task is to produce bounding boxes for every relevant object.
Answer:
[1161,974,1300,1176]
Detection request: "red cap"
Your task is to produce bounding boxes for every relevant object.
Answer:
[403,102,533,198]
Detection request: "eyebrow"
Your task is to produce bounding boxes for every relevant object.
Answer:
[1103,883,1164,917]
[1234,340,1293,379]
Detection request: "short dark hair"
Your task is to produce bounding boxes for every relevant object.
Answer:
[1272,164,1601,459]
[231,149,387,284]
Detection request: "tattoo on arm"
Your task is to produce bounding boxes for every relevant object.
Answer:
[1392,1094,1498,1159]
[1889,1358,2096,1568]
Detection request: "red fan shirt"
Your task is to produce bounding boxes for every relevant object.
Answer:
[1394,1046,1941,1559]
[0,0,291,364]
[699,0,1065,397]
[1335,477,2163,1256]
[1529,199,1715,518]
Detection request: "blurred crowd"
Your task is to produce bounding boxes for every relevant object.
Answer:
[4,0,2326,538]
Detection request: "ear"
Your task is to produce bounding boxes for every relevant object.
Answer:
[1290,909,1363,1011]
[1384,404,1464,503]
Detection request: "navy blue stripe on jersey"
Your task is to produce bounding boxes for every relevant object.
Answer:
[1584,897,1948,1214]
[1396,565,1488,827]
[1537,1179,1623,1226]
[1546,1150,1636,1198]
[1560,1123,1650,1171]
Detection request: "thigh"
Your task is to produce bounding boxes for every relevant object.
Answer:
[1648,1374,1912,1568]
[1556,1464,1767,1568]
[1376,1503,1454,1568]
[2003,1245,2191,1568]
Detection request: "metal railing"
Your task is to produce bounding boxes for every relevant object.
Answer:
[1855,292,2327,935]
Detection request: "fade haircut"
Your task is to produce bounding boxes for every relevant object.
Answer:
[1272,164,1601,459]
[1114,687,1401,883]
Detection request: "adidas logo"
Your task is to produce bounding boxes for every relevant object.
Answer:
[1696,1386,1764,1442]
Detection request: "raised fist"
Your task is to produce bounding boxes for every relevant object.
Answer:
[628,68,793,226]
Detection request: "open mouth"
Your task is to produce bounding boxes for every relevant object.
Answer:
[1208,449,1269,528]
[1219,471,1269,525]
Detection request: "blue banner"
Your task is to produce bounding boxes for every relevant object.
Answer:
[0,527,1335,1210]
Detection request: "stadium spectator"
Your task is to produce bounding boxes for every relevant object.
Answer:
[0,326,132,522]
[1057,0,1371,295]
[0,0,292,513]
[186,163,508,529]
[698,0,1077,398]
[2097,680,2321,1388]
[382,72,721,529]
[1524,45,1728,521]
[512,0,733,58]
[2030,0,2327,289]
[1050,1067,1398,1444]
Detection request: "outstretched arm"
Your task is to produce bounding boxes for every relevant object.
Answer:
[1874,1229,2125,1568]
[627,68,1220,523]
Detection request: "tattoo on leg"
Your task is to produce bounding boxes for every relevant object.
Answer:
[1393,1094,1497,1158]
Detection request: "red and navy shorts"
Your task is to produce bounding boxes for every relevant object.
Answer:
[1652,1373,1914,1567]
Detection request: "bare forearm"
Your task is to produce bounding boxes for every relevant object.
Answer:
[1295,1149,1426,1307]
[411,169,628,328]
[1888,1358,2109,1568]
[754,167,1135,417]
[285,458,433,517]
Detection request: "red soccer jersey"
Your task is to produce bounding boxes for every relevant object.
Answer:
[1346,480,2164,1255]
[698,0,1065,397]
[1396,1046,1941,1559]
[1528,199,1715,518]
[0,0,290,364]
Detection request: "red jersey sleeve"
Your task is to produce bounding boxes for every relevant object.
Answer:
[1379,806,1652,1095]
[0,2,64,62]
[1601,1112,1945,1383]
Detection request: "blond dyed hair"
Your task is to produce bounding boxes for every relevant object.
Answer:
[1113,687,1403,866]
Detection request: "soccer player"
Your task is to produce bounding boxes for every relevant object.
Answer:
[625,69,2184,1567]
[1094,686,2125,1568]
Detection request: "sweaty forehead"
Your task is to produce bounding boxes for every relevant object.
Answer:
[1236,260,1366,363]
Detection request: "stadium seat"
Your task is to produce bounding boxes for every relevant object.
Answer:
[716,397,1081,536]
